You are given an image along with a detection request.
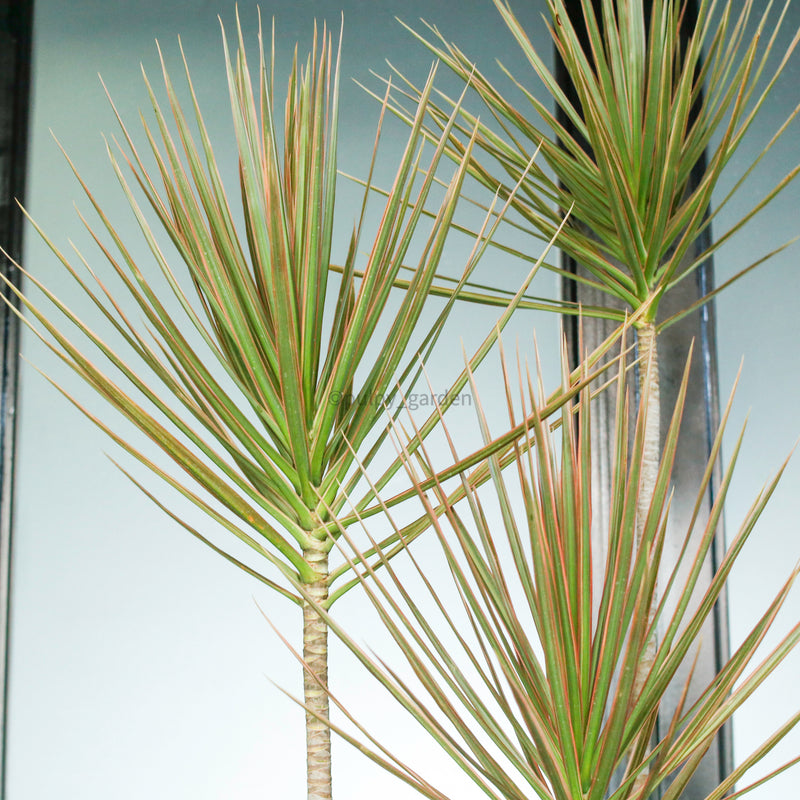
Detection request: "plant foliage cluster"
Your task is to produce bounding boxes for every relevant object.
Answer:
[6,1,800,799]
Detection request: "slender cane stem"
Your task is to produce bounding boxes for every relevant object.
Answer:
[630,320,660,793]
[303,542,331,800]
[636,322,661,550]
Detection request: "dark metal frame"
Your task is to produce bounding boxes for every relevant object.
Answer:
[0,1,34,795]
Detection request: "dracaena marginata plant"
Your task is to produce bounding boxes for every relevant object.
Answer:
[296,344,800,800]
[0,14,636,800]
[359,0,800,786]
[369,0,800,357]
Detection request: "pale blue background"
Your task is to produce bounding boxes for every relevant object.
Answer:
[8,1,800,797]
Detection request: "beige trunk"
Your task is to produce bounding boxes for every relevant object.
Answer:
[634,322,661,553]
[303,542,331,800]
[630,321,660,794]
